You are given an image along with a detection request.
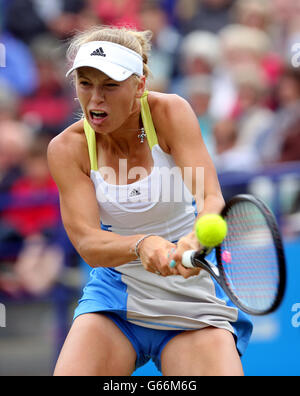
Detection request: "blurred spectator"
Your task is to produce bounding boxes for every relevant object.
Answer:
[279,116,300,163]
[0,83,20,122]
[90,0,142,29]
[5,0,48,44]
[171,30,220,98]
[173,0,199,30]
[212,23,272,119]
[284,13,300,71]
[140,1,181,91]
[230,64,275,148]
[0,0,10,30]
[0,32,38,96]
[0,120,33,294]
[0,133,63,297]
[12,232,64,296]
[47,1,99,40]
[2,134,59,237]
[185,74,216,156]
[233,0,285,89]
[5,0,98,43]
[19,34,74,136]
[0,120,31,193]
[213,118,260,173]
[175,0,235,35]
[257,67,300,164]
[234,0,272,32]
[160,0,179,27]
[180,30,221,77]
[220,24,271,70]
[270,0,300,56]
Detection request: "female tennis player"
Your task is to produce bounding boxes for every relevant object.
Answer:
[48,26,252,376]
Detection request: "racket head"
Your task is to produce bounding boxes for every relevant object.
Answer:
[215,194,286,316]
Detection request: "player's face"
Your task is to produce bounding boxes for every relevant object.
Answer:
[76,67,145,135]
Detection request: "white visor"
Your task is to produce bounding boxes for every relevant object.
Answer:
[66,41,143,81]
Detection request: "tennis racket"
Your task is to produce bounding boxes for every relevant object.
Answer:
[182,194,286,315]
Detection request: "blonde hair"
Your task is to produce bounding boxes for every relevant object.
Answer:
[66,26,153,79]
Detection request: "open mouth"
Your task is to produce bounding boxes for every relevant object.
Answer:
[90,110,108,121]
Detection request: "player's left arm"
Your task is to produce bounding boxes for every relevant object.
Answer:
[154,93,225,219]
[152,93,225,273]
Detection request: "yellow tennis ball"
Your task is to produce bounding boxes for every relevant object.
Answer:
[195,214,227,247]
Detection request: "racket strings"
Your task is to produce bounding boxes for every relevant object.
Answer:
[220,201,280,311]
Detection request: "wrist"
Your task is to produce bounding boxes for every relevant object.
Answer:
[134,234,156,258]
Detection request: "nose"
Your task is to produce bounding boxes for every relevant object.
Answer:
[91,86,105,104]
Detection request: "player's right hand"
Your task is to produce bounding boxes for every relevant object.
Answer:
[138,235,179,277]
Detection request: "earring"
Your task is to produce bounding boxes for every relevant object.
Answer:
[138,128,147,143]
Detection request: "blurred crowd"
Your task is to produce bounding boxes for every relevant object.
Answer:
[1,0,300,297]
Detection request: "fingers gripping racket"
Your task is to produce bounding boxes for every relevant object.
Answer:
[182,194,286,316]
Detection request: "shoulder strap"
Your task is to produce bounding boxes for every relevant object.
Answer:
[140,90,158,150]
[83,118,98,171]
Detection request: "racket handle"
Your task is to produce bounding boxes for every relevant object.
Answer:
[182,250,196,268]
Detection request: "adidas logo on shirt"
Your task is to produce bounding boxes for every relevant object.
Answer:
[129,188,141,197]
[90,47,106,57]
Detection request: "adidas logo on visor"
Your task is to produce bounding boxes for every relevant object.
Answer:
[90,47,106,57]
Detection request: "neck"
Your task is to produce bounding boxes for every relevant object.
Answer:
[98,108,144,157]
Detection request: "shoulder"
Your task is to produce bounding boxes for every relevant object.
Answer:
[146,91,200,151]
[47,119,90,176]
[147,91,191,117]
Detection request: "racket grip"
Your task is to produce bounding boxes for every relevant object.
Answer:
[182,250,196,268]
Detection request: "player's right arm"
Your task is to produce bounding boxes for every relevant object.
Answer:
[48,123,180,275]
[47,123,144,268]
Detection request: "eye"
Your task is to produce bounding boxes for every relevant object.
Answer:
[79,80,91,87]
[105,83,119,88]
